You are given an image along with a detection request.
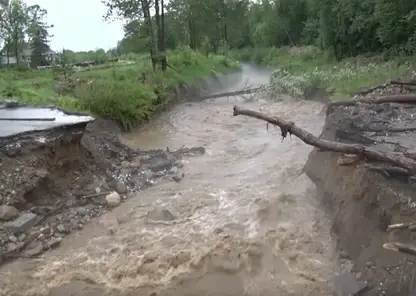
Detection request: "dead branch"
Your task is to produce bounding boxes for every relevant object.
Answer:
[354,80,416,96]
[232,105,416,173]
[404,86,416,92]
[354,82,391,96]
[199,87,263,100]
[390,80,416,86]
[387,222,416,232]
[326,94,416,116]
[361,126,416,133]
[329,94,416,109]
[384,242,416,257]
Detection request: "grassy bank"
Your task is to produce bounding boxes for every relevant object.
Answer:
[1,46,240,130]
[230,46,416,100]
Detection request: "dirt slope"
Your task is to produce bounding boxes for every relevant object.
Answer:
[304,84,416,295]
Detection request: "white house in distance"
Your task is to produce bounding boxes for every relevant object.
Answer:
[0,43,57,68]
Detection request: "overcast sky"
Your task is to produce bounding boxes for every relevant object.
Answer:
[24,0,125,52]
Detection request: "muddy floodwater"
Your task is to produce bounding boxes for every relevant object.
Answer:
[0,64,337,296]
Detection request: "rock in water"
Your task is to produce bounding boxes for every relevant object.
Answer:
[105,191,121,207]
[146,207,176,221]
[0,205,19,221]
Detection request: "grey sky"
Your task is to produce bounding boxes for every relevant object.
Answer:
[24,0,125,52]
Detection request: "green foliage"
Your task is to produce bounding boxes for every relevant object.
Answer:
[248,47,416,99]
[0,49,240,131]
[109,0,416,60]
[75,78,158,131]
[229,46,416,99]
[270,68,328,98]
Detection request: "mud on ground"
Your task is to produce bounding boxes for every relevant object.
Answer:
[0,117,205,264]
[305,82,416,295]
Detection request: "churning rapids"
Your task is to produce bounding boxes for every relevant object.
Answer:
[0,64,337,296]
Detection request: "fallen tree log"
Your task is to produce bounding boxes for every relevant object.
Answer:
[232,105,416,173]
[387,222,416,232]
[354,80,416,96]
[327,94,416,115]
[383,242,416,257]
[404,85,416,92]
[390,80,416,86]
[199,87,263,100]
[329,94,416,108]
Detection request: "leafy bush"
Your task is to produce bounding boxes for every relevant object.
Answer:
[270,68,328,98]
[75,78,158,131]
[70,49,239,130]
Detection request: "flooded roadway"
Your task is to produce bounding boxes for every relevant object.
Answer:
[0,64,336,296]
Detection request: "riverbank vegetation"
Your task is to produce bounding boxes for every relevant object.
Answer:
[2,47,238,130]
[108,0,416,100]
[231,47,416,99]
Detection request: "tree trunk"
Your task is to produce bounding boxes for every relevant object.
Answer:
[140,0,158,71]
[188,15,196,50]
[160,0,167,71]
[154,0,161,70]
[223,1,228,43]
[14,32,19,64]
[6,40,10,66]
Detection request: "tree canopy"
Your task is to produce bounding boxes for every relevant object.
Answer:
[107,0,416,59]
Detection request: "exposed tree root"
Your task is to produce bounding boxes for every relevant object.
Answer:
[232,105,416,173]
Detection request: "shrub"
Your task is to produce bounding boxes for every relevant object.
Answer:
[75,78,158,131]
[270,68,328,98]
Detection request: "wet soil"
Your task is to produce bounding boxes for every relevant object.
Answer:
[305,83,416,295]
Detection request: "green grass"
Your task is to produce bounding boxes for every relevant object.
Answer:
[0,47,240,130]
[230,46,416,100]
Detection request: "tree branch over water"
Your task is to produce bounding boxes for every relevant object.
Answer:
[232,105,416,173]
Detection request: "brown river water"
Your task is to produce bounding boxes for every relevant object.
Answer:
[0,64,337,296]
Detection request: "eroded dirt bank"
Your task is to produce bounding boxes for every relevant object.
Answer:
[304,83,416,295]
[0,64,337,296]
[0,115,204,264]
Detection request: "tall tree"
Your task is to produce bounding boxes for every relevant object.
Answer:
[3,0,28,64]
[103,0,166,71]
[109,0,416,58]
[27,4,53,67]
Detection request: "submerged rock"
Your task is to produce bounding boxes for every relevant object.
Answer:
[146,207,176,222]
